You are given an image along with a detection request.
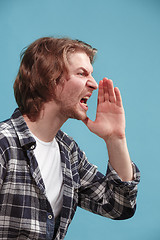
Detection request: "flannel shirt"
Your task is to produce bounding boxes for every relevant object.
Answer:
[0,109,140,239]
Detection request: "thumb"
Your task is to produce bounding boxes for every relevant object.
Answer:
[82,117,94,131]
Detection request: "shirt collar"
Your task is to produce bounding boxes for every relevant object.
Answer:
[10,108,73,151]
[11,108,36,150]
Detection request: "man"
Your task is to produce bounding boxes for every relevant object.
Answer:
[0,37,140,240]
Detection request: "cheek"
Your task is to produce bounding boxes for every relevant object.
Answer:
[71,80,86,95]
[59,78,85,101]
[65,83,83,96]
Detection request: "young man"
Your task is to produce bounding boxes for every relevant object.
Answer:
[0,37,140,240]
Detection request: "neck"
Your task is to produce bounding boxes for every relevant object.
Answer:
[23,102,68,142]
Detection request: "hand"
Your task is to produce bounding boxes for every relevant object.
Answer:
[83,78,133,181]
[83,78,126,142]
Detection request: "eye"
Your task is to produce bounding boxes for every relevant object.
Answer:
[77,72,86,76]
[77,72,84,76]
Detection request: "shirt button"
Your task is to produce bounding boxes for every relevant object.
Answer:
[48,215,52,220]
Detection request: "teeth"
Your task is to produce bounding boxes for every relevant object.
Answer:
[81,102,87,105]
[80,96,90,106]
[83,96,89,99]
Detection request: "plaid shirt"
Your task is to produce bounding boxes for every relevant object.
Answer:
[0,109,140,239]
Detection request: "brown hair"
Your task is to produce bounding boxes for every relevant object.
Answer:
[13,37,97,121]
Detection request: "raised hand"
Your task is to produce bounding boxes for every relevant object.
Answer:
[83,77,133,181]
[83,77,126,142]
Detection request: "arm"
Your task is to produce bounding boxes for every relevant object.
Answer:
[83,78,133,181]
[77,149,140,220]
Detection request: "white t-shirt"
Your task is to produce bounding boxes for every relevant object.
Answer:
[32,134,64,218]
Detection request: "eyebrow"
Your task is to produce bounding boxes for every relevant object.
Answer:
[77,67,93,74]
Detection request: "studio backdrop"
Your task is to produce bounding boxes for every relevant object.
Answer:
[0,0,160,239]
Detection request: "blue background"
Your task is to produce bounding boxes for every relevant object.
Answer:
[0,0,159,239]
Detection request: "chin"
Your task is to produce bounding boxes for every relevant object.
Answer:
[70,114,86,121]
[69,110,87,121]
[79,114,87,121]
[63,105,87,121]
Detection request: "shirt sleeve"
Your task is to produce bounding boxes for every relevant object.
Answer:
[78,153,140,220]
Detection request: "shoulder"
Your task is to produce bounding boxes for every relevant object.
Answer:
[0,109,25,154]
[0,118,16,142]
[0,109,21,141]
[0,118,16,161]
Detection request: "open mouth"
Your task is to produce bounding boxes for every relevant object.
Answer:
[80,96,89,105]
[80,96,90,110]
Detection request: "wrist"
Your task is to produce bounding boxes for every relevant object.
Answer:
[104,133,126,146]
[104,135,133,181]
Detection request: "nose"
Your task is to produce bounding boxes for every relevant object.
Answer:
[86,76,98,90]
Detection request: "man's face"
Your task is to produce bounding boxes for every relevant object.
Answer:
[55,51,98,121]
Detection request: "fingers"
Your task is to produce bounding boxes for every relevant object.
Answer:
[98,80,104,104]
[82,117,94,132]
[114,87,122,107]
[103,78,116,103]
[98,77,122,106]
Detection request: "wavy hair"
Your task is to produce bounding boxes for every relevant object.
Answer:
[13,37,97,121]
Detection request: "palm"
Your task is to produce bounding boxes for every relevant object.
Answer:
[84,78,126,141]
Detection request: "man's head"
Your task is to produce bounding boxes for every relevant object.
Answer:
[53,51,98,121]
[14,37,97,121]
